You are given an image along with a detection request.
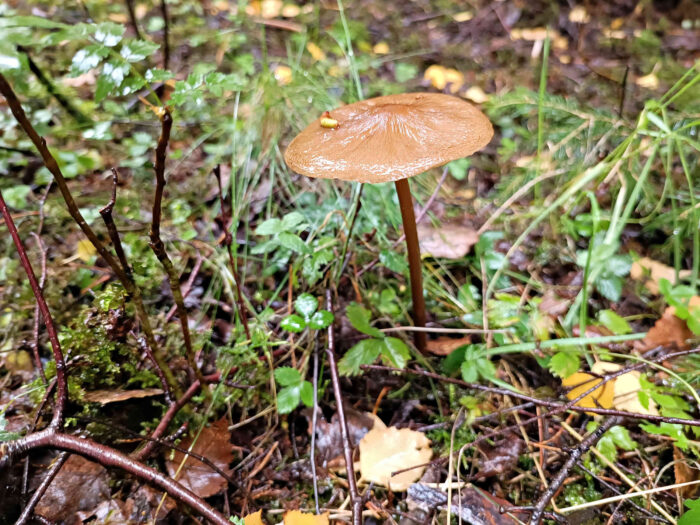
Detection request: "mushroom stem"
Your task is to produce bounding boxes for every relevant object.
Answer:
[394,178,427,352]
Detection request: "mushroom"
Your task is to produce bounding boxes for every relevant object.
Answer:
[284,92,493,351]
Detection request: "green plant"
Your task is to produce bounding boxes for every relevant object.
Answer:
[274,367,314,414]
[659,278,700,334]
[337,303,410,375]
[280,293,334,333]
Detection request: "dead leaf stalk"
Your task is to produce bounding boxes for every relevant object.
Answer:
[15,452,70,525]
[326,289,363,525]
[149,107,209,400]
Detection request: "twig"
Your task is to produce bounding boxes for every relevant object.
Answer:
[148,107,209,399]
[326,289,363,525]
[99,168,132,276]
[124,0,143,39]
[137,336,174,404]
[160,0,170,70]
[0,189,67,430]
[15,452,70,525]
[0,431,231,525]
[29,232,48,384]
[0,73,179,396]
[528,417,621,524]
[311,340,320,514]
[213,165,251,340]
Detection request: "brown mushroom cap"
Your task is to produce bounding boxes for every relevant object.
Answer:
[284,92,494,184]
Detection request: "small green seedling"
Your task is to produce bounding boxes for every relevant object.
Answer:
[337,303,410,375]
[280,293,334,333]
[274,367,314,414]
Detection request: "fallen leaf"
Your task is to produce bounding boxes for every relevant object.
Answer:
[244,510,265,525]
[425,336,471,356]
[562,372,614,411]
[476,434,524,479]
[124,485,176,522]
[673,446,700,499]
[641,306,694,350]
[284,510,329,525]
[423,65,464,93]
[310,408,380,468]
[591,362,658,416]
[77,239,97,262]
[78,499,127,523]
[452,486,519,524]
[417,222,479,259]
[306,42,326,62]
[630,257,691,294]
[538,290,571,317]
[82,388,164,404]
[463,86,489,104]
[359,425,432,491]
[373,42,390,54]
[636,72,659,89]
[165,417,234,498]
[36,455,109,521]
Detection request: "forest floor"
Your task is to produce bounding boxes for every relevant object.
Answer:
[1,0,700,524]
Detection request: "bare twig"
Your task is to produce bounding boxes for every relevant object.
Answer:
[16,452,70,525]
[160,0,170,70]
[528,417,621,524]
[99,168,132,276]
[0,189,67,430]
[124,0,143,39]
[29,232,48,384]
[148,107,208,398]
[325,289,363,525]
[0,73,179,396]
[311,340,320,514]
[213,165,251,340]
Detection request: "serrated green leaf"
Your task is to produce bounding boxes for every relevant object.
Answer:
[607,254,632,277]
[71,45,108,76]
[277,386,300,414]
[95,62,129,101]
[145,68,173,83]
[93,22,125,47]
[679,499,700,525]
[120,40,159,62]
[255,218,281,235]
[381,337,410,369]
[281,211,307,231]
[346,303,383,338]
[277,232,310,254]
[379,250,408,273]
[608,425,637,451]
[595,275,623,302]
[274,366,302,387]
[300,381,314,407]
[309,310,333,330]
[549,351,580,378]
[337,339,382,376]
[294,293,318,318]
[461,360,479,383]
[2,185,32,210]
[476,358,497,380]
[280,314,306,333]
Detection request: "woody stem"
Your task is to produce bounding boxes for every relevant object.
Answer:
[394,178,427,352]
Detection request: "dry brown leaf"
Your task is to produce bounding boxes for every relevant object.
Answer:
[244,510,265,525]
[83,388,163,404]
[630,257,691,294]
[641,306,694,350]
[283,510,329,525]
[165,417,234,498]
[417,222,479,259]
[538,290,571,317]
[311,408,381,468]
[359,425,432,491]
[36,455,109,522]
[673,446,700,499]
[425,336,471,356]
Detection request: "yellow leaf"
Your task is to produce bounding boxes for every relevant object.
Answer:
[590,362,658,416]
[281,4,301,17]
[636,72,659,89]
[562,372,614,411]
[77,239,97,262]
[273,65,293,85]
[283,511,329,525]
[306,42,326,62]
[568,6,589,23]
[463,86,489,103]
[244,510,264,525]
[372,42,390,54]
[359,425,432,491]
[423,65,464,93]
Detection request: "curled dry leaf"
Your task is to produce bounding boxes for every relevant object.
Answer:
[641,306,695,350]
[630,257,691,294]
[283,510,330,525]
[425,336,471,356]
[165,417,234,498]
[359,424,432,491]
[417,222,479,260]
[82,387,163,404]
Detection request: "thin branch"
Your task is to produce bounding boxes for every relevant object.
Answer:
[325,289,363,525]
[160,0,170,70]
[16,452,70,525]
[99,168,132,277]
[124,0,143,39]
[0,73,179,396]
[528,417,621,524]
[0,189,67,430]
[1,431,231,525]
[213,165,251,340]
[148,107,209,398]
